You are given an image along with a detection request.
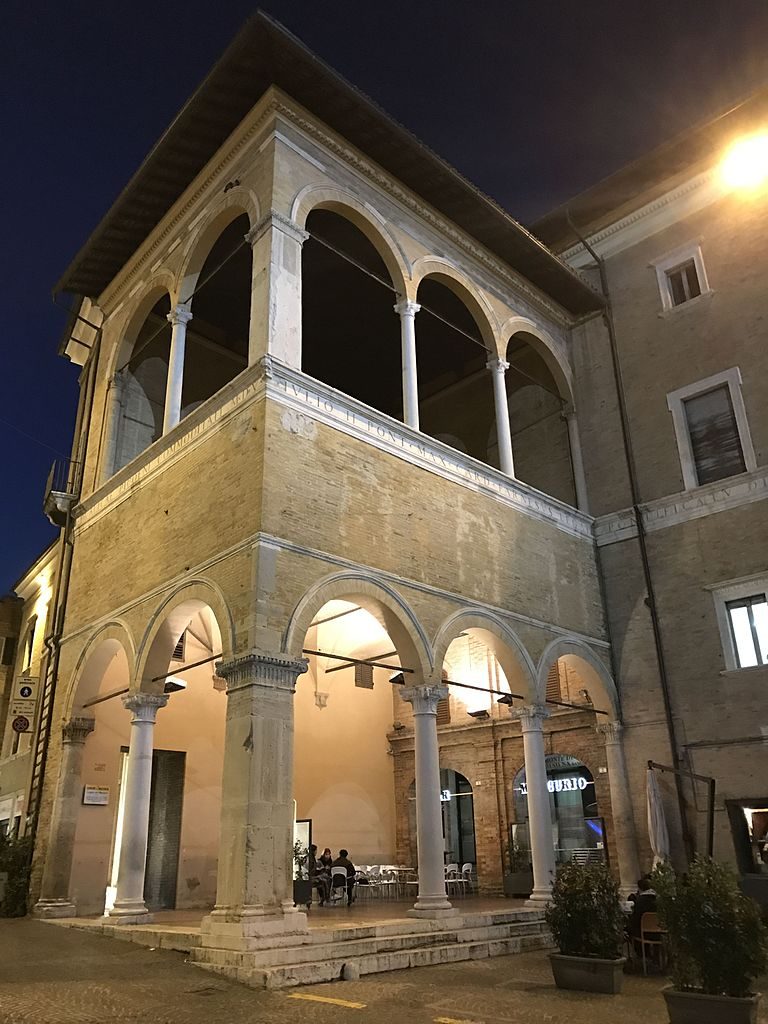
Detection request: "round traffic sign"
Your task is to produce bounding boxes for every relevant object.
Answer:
[12,715,30,733]
[19,685,33,698]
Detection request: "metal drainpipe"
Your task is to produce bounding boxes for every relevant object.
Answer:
[567,217,694,860]
[29,329,101,846]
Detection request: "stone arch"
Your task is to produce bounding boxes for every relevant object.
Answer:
[501,315,574,404]
[433,608,538,702]
[284,571,433,679]
[176,190,259,301]
[536,637,619,719]
[134,578,236,693]
[64,620,137,718]
[291,184,410,297]
[412,257,499,353]
[107,276,176,382]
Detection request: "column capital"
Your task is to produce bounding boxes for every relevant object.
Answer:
[122,692,168,722]
[246,210,309,248]
[400,684,448,715]
[166,305,193,328]
[486,356,510,374]
[62,717,95,745]
[215,651,308,695]
[394,299,421,318]
[510,703,550,732]
[596,719,623,744]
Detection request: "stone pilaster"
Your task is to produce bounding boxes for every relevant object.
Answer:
[597,720,641,894]
[200,651,309,951]
[33,717,95,918]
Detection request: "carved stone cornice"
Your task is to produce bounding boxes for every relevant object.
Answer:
[215,651,308,694]
[594,465,768,546]
[400,684,448,715]
[62,717,95,745]
[246,209,309,248]
[510,703,549,731]
[122,693,168,722]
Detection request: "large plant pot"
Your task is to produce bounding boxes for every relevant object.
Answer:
[293,879,312,908]
[503,870,533,898]
[550,953,625,994]
[663,987,760,1024]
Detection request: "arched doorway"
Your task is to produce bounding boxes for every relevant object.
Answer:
[513,754,604,866]
[440,768,476,870]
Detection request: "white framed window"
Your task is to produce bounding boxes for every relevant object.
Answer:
[651,239,711,311]
[711,575,768,671]
[666,368,755,490]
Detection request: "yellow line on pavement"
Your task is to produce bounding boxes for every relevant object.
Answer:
[287,993,367,1008]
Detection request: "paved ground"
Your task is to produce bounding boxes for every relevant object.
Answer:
[1,918,766,1023]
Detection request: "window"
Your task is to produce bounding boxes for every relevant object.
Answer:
[726,596,768,669]
[0,636,16,667]
[711,575,768,672]
[651,240,710,312]
[666,259,701,307]
[667,368,755,490]
[682,385,746,485]
[23,616,37,671]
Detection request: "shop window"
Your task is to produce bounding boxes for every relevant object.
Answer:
[667,368,755,490]
[711,574,768,671]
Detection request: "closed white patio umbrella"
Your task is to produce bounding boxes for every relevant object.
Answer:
[647,767,671,867]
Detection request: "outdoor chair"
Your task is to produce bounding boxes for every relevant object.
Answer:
[329,866,351,904]
[639,911,667,975]
[461,862,475,894]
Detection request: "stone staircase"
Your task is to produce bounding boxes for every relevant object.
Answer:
[191,908,550,989]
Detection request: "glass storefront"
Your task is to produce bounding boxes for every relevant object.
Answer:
[512,754,605,865]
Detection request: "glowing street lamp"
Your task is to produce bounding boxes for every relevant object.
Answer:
[720,132,768,191]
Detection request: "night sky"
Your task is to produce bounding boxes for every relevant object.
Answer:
[3,0,768,593]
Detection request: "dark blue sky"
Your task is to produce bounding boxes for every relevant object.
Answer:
[3,0,768,593]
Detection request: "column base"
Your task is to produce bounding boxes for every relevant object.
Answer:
[107,898,153,925]
[201,905,309,951]
[32,899,79,919]
[527,886,553,904]
[408,894,457,919]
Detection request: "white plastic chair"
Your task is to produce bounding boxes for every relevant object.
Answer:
[461,862,475,895]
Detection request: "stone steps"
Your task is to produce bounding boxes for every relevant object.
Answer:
[192,910,550,989]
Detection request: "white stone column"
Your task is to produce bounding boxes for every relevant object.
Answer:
[401,684,455,917]
[487,357,515,477]
[511,705,555,902]
[597,721,641,895]
[162,305,193,434]
[101,372,125,482]
[200,652,309,951]
[564,404,590,513]
[33,718,95,918]
[246,212,309,369]
[394,300,421,429]
[108,693,167,923]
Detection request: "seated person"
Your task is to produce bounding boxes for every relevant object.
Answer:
[628,877,659,948]
[311,844,330,905]
[331,849,356,906]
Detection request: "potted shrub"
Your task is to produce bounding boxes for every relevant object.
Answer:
[292,840,312,909]
[653,857,768,1024]
[545,861,626,994]
[503,839,533,898]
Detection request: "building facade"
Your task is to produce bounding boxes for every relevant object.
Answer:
[17,15,766,951]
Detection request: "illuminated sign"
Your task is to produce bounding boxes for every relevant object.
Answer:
[518,776,591,797]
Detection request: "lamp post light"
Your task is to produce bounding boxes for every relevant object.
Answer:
[720,132,768,192]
